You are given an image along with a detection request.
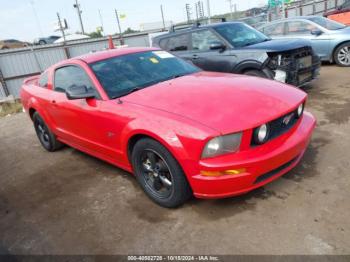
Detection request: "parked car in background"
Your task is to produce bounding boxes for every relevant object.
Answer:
[20,47,316,207]
[0,39,27,50]
[152,22,320,87]
[54,34,90,43]
[238,14,267,28]
[258,16,350,66]
[34,36,60,45]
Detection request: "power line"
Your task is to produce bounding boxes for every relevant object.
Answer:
[30,0,43,37]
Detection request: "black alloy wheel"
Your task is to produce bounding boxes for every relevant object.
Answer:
[131,138,192,208]
[33,112,63,152]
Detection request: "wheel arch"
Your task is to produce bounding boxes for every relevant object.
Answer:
[124,129,190,169]
[332,40,350,61]
[29,107,37,120]
[233,60,264,74]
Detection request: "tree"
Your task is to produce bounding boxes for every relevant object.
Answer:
[88,31,103,38]
[123,27,140,34]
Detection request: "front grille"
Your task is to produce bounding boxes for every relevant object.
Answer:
[254,156,299,184]
[251,109,300,146]
[267,46,320,86]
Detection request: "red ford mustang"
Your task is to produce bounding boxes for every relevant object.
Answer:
[21,47,316,207]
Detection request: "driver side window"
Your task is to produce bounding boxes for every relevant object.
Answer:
[54,66,98,97]
[286,21,317,35]
[191,30,222,51]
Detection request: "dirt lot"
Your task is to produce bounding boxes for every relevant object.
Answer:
[0,65,349,255]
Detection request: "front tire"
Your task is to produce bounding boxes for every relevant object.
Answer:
[131,138,192,208]
[33,112,64,152]
[334,43,350,67]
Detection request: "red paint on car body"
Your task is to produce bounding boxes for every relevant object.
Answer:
[21,47,316,199]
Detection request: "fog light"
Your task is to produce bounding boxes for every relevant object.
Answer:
[200,168,246,177]
[297,103,304,118]
[253,124,270,145]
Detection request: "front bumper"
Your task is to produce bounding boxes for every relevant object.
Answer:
[190,112,316,199]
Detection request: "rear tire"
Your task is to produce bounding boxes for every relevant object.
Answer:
[334,42,350,67]
[243,69,268,78]
[33,112,64,152]
[131,138,192,208]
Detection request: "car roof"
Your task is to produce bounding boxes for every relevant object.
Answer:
[155,22,244,38]
[263,16,320,24]
[68,47,161,64]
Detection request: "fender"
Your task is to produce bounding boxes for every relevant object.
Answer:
[27,96,56,132]
[120,120,191,166]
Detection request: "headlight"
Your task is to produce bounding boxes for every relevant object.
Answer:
[253,124,270,145]
[202,133,242,159]
[297,103,304,118]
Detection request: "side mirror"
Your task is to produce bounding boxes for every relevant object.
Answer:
[65,85,96,100]
[209,41,226,51]
[311,29,323,36]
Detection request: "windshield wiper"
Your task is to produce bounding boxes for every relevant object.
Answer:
[111,87,143,99]
[171,73,187,79]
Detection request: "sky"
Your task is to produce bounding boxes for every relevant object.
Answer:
[0,0,266,41]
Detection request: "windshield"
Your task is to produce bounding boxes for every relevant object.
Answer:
[90,51,200,99]
[308,17,346,30]
[214,23,270,48]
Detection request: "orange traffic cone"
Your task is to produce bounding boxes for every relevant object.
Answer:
[108,35,115,49]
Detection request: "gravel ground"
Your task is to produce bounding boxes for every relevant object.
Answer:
[0,65,349,255]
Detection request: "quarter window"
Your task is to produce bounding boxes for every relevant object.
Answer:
[160,34,190,51]
[38,72,48,88]
[192,30,223,51]
[54,66,97,96]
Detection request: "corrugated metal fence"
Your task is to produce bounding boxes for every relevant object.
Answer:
[0,32,155,99]
[285,0,346,18]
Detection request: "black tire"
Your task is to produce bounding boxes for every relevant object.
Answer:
[131,138,192,208]
[243,69,268,78]
[39,40,46,45]
[334,42,350,67]
[33,112,64,152]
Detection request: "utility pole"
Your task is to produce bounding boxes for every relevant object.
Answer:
[197,1,204,19]
[115,9,124,45]
[227,0,234,20]
[281,0,286,18]
[73,0,85,34]
[98,9,105,36]
[195,3,199,21]
[57,12,66,43]
[185,3,192,23]
[160,5,166,30]
[206,0,211,24]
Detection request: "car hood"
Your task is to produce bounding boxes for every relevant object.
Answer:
[122,72,306,134]
[242,39,312,52]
